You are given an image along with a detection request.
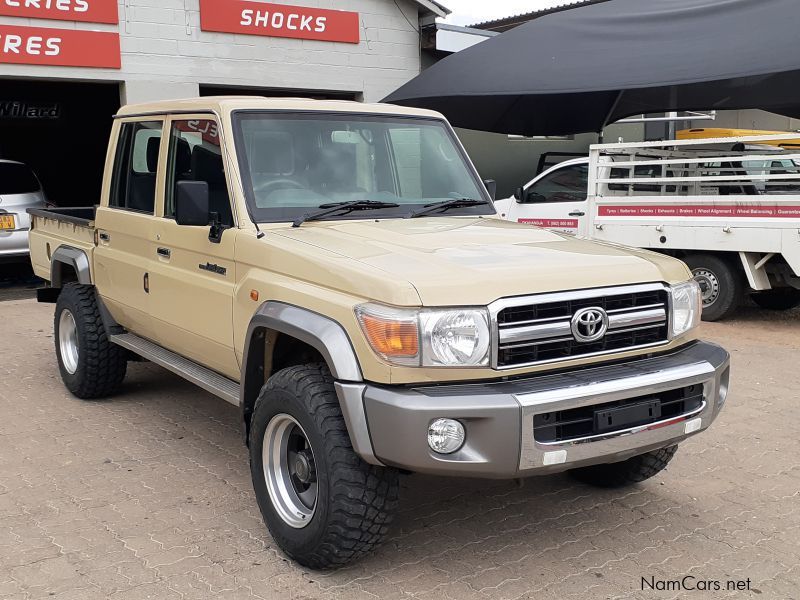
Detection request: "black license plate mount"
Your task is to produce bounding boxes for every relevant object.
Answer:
[594,399,661,434]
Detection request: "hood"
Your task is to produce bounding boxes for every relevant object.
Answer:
[273,217,691,306]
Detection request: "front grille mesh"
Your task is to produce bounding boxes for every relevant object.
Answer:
[495,287,670,368]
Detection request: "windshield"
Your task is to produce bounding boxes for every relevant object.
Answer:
[233,112,491,223]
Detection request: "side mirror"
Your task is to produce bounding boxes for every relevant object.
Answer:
[175,181,210,227]
[513,186,525,202]
[483,179,497,201]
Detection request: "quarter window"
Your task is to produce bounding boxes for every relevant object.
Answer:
[109,121,163,213]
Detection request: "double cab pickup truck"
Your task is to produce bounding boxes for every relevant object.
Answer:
[28,97,730,569]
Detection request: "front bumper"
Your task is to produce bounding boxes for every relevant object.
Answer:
[336,341,730,478]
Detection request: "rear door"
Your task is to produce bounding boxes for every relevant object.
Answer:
[93,119,165,339]
[507,161,589,234]
[148,116,239,379]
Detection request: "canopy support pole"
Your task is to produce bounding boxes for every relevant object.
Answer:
[598,89,625,143]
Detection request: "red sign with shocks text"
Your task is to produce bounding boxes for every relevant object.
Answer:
[0,25,120,68]
[199,0,360,44]
[0,0,118,25]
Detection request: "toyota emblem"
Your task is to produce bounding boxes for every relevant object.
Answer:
[571,307,609,343]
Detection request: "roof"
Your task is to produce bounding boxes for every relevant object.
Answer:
[470,1,602,32]
[411,0,449,18]
[116,96,446,120]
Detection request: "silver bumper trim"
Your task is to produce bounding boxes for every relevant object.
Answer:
[356,341,729,478]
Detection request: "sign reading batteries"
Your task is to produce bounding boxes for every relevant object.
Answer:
[0,0,120,68]
[0,25,120,68]
[199,0,360,44]
[0,0,118,24]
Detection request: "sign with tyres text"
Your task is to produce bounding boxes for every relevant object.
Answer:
[0,25,121,68]
[0,0,118,24]
[199,0,360,44]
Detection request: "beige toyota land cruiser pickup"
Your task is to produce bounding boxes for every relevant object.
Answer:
[28,97,730,569]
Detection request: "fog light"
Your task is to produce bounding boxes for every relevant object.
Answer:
[427,418,465,454]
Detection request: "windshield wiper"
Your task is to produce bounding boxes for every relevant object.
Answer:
[292,200,400,227]
[405,198,490,219]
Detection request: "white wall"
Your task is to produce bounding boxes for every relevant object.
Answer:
[457,121,644,198]
[0,0,426,104]
[714,109,800,132]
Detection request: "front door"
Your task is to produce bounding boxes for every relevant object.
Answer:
[507,161,589,235]
[148,116,239,379]
[93,119,164,340]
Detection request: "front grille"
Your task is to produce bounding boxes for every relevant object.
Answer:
[493,284,670,368]
[533,384,704,443]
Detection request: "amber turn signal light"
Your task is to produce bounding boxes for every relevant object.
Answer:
[358,313,419,358]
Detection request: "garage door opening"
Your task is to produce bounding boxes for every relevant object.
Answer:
[199,84,360,101]
[0,80,120,208]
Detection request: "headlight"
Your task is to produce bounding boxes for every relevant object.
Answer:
[356,304,490,367]
[669,279,702,338]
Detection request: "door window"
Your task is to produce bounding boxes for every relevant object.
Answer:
[109,121,163,213]
[164,119,233,227]
[526,164,588,203]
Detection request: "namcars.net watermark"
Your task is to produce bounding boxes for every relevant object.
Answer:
[642,576,754,592]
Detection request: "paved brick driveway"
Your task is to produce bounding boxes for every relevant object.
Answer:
[1,299,798,599]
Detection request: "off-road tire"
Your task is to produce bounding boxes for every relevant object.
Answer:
[684,254,743,321]
[54,283,127,399]
[752,288,800,311]
[249,363,399,569]
[568,445,678,488]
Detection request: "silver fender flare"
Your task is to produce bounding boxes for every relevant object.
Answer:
[240,302,381,465]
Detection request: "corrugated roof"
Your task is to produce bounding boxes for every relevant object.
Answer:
[412,0,450,18]
[469,1,603,30]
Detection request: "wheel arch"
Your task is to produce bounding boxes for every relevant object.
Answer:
[51,246,92,289]
[240,302,364,442]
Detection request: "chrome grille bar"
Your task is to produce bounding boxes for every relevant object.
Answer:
[489,283,671,369]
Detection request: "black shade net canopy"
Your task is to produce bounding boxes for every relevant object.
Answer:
[384,0,800,136]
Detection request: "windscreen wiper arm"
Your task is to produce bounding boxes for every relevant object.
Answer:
[292,200,400,227]
[405,198,490,219]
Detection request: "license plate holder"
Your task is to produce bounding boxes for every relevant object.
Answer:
[594,399,661,433]
[0,214,15,230]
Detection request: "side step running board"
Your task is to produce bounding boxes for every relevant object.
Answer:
[110,333,240,406]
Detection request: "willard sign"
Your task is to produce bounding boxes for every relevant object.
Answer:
[199,0,360,44]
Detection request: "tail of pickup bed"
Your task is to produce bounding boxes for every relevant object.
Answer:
[28,207,97,296]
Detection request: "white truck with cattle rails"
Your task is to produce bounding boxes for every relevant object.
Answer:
[496,133,800,320]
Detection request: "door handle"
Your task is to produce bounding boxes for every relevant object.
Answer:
[98,231,110,242]
[156,247,171,258]
[143,272,149,294]
[568,211,586,217]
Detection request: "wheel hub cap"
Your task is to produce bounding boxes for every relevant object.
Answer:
[692,268,720,307]
[262,414,318,529]
[293,450,315,485]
